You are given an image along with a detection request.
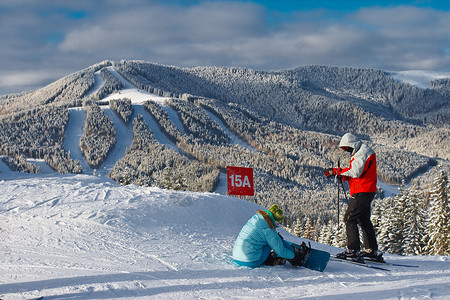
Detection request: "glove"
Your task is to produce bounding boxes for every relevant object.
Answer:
[324,168,337,178]
[289,242,311,266]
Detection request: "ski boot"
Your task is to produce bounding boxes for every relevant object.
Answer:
[336,249,364,263]
[359,249,385,263]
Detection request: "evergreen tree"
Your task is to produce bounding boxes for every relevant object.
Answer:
[163,166,173,190]
[382,183,408,254]
[303,218,315,241]
[425,167,450,255]
[318,220,335,246]
[174,174,188,191]
[402,184,426,255]
[293,218,303,238]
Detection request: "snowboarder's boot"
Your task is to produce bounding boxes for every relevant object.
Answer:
[288,242,311,266]
[336,249,364,263]
[263,251,286,266]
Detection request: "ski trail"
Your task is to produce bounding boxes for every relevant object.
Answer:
[203,109,257,152]
[102,67,169,104]
[26,159,56,174]
[64,69,185,176]
[159,104,186,134]
[106,66,135,89]
[65,108,93,174]
[134,104,179,152]
[98,108,134,176]
[85,70,104,98]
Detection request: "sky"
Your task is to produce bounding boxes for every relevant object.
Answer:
[0,0,449,95]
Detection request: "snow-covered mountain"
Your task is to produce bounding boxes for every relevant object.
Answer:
[1,172,450,299]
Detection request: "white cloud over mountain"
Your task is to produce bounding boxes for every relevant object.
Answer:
[0,1,449,95]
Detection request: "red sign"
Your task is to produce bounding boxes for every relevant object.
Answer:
[227,166,254,196]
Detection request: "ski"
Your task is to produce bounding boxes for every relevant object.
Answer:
[330,257,391,271]
[363,258,419,268]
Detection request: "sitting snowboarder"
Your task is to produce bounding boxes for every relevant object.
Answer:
[232,204,310,268]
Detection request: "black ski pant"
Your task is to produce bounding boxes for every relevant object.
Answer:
[344,192,378,252]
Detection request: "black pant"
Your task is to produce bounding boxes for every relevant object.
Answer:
[344,192,378,252]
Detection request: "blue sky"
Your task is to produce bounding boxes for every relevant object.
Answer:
[0,0,449,95]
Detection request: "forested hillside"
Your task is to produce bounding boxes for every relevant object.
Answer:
[0,59,448,225]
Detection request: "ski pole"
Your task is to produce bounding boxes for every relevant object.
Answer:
[336,160,340,229]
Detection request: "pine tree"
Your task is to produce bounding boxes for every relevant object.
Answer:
[318,220,336,246]
[174,174,188,191]
[163,166,173,190]
[402,184,426,255]
[382,182,408,254]
[425,167,450,255]
[303,218,315,241]
[293,218,303,238]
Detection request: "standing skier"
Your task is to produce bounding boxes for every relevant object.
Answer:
[324,133,381,262]
[233,204,310,268]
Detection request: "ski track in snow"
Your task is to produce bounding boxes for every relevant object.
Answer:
[1,174,450,299]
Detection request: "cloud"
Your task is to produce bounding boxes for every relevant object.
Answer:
[1,1,449,95]
[0,70,65,94]
[58,2,267,56]
[52,2,450,71]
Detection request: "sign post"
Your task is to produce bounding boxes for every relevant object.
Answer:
[227,166,254,197]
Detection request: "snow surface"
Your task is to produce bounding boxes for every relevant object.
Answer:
[388,70,450,89]
[101,67,170,104]
[1,172,450,299]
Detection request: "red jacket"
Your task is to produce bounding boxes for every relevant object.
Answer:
[337,133,377,196]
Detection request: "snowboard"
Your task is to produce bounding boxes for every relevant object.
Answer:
[302,248,330,272]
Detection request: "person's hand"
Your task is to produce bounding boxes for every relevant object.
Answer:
[324,168,337,178]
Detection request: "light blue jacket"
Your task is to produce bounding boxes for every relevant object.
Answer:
[233,210,295,267]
